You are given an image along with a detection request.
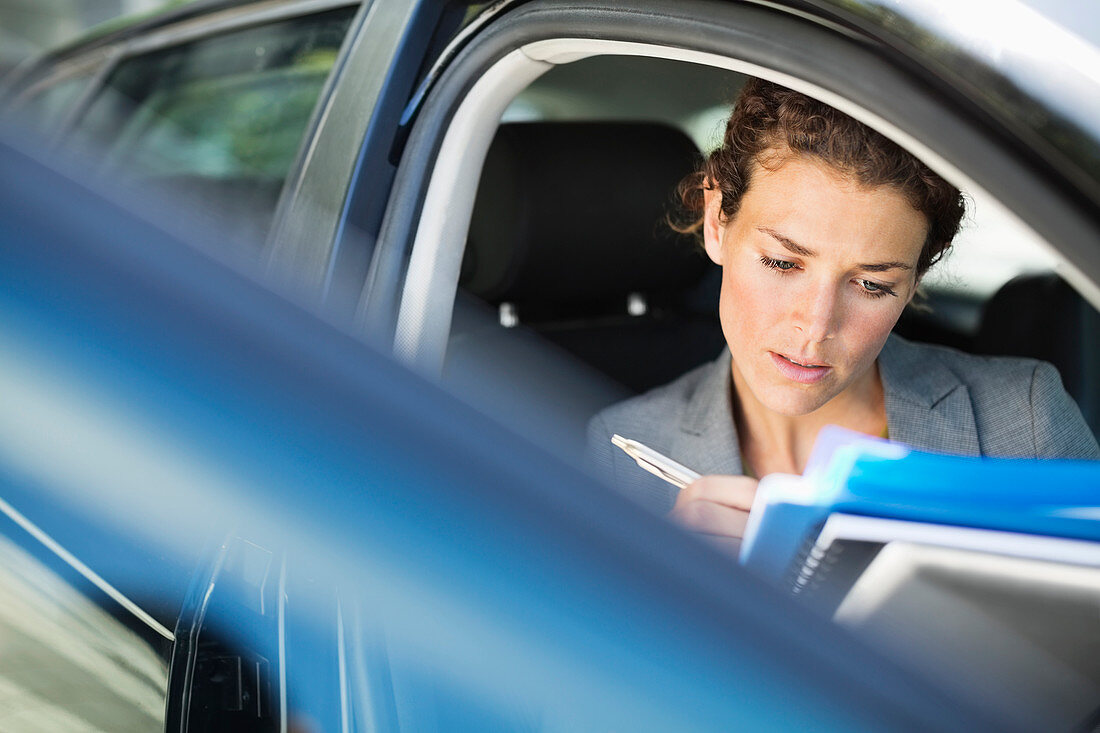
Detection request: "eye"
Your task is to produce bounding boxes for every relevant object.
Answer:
[857,279,897,298]
[760,255,798,272]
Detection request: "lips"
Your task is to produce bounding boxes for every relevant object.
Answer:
[770,351,832,384]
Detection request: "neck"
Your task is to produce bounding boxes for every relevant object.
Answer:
[731,360,886,476]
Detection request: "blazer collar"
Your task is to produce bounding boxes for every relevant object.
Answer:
[878,334,980,456]
[672,350,744,476]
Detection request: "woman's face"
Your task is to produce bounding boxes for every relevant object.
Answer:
[703,153,928,417]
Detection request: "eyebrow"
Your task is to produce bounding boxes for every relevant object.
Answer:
[758,227,913,272]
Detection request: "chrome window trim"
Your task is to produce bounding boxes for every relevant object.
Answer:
[393,34,1100,373]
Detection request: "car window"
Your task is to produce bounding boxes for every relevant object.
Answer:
[0,528,170,732]
[8,72,95,139]
[67,8,356,256]
[443,54,1100,453]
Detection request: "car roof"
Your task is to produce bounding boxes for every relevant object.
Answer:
[791,0,1100,212]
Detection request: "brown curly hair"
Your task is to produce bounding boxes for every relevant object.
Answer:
[676,78,965,278]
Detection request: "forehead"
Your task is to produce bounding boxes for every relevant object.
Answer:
[736,155,928,262]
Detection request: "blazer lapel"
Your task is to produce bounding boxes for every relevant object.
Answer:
[671,350,745,475]
[879,334,980,456]
[665,335,980,477]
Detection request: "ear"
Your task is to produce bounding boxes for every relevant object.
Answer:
[702,183,725,266]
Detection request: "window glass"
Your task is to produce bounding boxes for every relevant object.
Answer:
[10,73,94,139]
[922,189,1061,299]
[69,8,356,254]
[0,532,169,732]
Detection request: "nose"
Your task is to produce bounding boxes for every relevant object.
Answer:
[792,281,840,343]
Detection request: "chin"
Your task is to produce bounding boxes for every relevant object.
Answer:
[758,385,835,417]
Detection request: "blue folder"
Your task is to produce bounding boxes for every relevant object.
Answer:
[739,426,1100,581]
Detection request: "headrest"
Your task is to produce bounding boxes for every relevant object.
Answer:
[975,271,1093,400]
[462,122,707,311]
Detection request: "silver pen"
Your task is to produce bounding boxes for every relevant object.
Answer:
[611,434,702,490]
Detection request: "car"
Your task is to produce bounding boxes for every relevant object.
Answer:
[2,0,1100,729]
[0,139,999,731]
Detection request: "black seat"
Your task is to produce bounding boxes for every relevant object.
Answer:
[974,271,1100,436]
[459,121,723,394]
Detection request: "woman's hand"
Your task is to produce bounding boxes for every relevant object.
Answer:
[669,474,759,556]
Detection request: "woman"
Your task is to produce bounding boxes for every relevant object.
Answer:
[587,78,1099,551]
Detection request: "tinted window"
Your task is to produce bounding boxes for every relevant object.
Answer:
[70,8,356,254]
[9,73,94,138]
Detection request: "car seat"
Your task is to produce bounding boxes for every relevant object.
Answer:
[973,271,1100,437]
[458,121,724,394]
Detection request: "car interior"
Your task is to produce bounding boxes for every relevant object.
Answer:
[431,51,1100,727]
[441,54,1100,454]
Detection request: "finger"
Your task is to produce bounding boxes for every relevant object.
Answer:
[677,474,758,511]
[669,499,749,538]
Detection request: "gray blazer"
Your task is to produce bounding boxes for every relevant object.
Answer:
[587,334,1100,514]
